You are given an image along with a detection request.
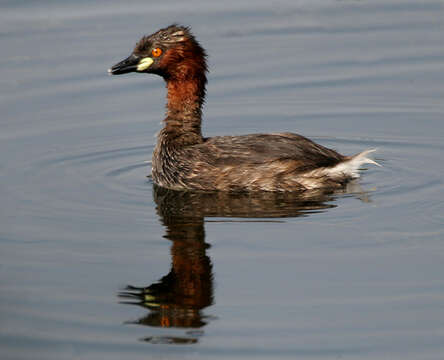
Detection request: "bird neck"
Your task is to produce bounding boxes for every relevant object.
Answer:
[163,74,206,146]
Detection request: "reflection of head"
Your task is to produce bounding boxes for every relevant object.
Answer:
[120,187,214,333]
[121,221,213,329]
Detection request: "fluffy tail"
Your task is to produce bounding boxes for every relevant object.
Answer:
[326,149,381,179]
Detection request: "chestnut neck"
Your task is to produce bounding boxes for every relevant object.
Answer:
[162,70,207,146]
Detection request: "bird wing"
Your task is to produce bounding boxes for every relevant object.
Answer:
[196,133,344,171]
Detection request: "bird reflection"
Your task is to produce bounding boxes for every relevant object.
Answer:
[120,184,362,344]
[120,203,213,342]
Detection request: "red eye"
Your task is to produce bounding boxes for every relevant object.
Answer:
[151,48,162,57]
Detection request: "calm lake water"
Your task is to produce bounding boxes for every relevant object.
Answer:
[1,1,444,359]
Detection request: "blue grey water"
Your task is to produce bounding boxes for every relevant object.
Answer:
[1,0,444,359]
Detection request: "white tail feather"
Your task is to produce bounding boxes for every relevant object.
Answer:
[324,148,380,178]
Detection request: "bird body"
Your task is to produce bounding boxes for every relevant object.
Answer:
[109,25,378,192]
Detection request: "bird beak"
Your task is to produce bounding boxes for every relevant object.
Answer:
[108,54,154,75]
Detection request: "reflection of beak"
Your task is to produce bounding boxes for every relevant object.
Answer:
[108,54,153,75]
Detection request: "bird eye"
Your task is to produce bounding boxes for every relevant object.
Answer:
[151,48,162,57]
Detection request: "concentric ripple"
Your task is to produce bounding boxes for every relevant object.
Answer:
[12,135,442,232]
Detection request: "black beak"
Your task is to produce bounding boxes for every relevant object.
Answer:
[108,54,140,75]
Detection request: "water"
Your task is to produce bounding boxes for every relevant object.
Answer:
[1,0,444,359]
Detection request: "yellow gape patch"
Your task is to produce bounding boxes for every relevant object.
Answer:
[137,57,154,71]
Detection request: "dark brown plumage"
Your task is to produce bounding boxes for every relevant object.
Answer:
[109,25,377,192]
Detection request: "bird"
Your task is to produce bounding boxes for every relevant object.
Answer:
[108,24,378,192]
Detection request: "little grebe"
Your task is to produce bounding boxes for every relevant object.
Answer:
[109,25,378,192]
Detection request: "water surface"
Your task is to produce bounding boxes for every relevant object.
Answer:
[1,1,444,359]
